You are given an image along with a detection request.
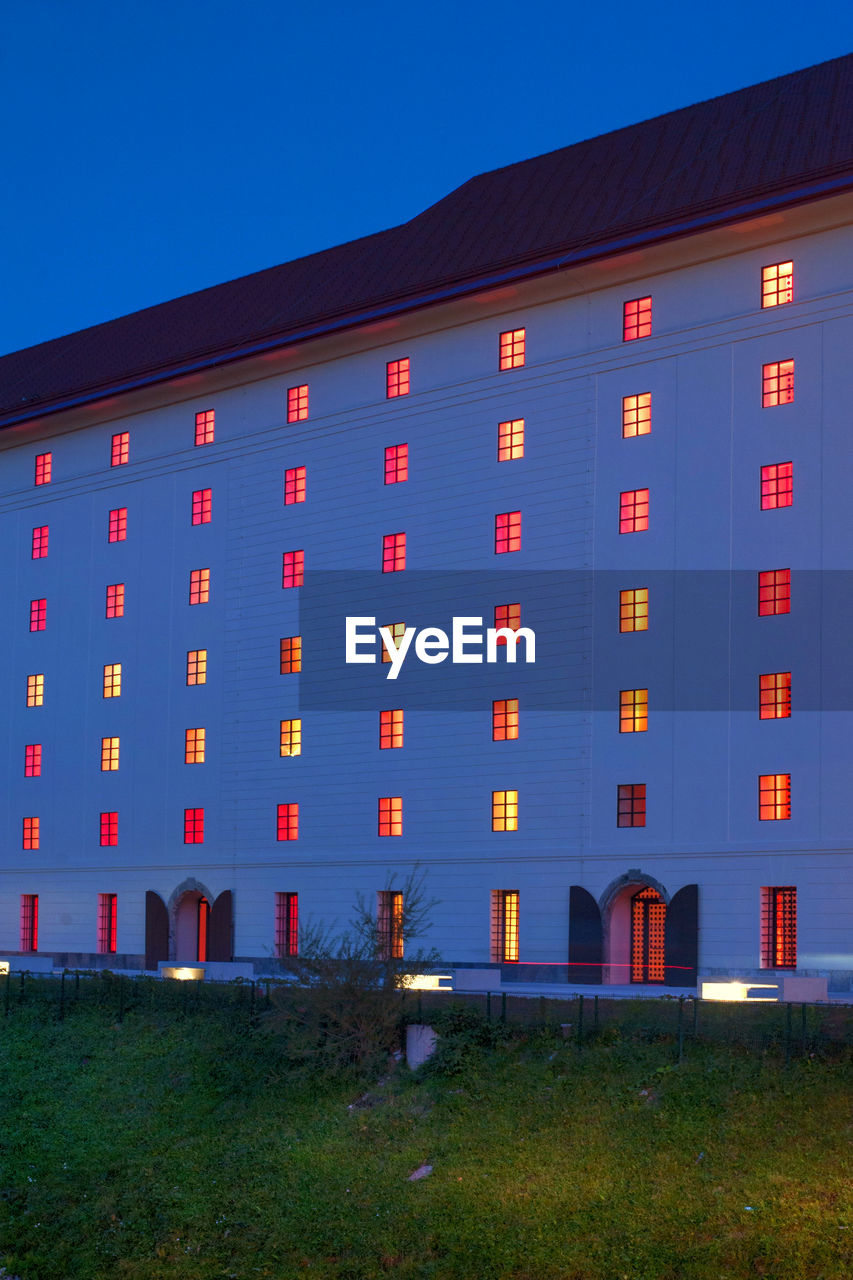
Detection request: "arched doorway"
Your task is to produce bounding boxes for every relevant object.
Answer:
[601,872,669,985]
[174,891,210,963]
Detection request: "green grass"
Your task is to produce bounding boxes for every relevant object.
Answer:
[0,1003,850,1279]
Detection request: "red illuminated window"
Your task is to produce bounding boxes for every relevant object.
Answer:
[184,808,204,844]
[620,588,648,632]
[760,672,792,720]
[760,462,793,510]
[101,737,120,771]
[617,783,646,827]
[287,384,309,422]
[620,489,649,533]
[384,443,408,484]
[24,744,42,777]
[759,773,790,820]
[195,410,215,446]
[98,893,117,952]
[381,623,406,664]
[762,360,795,407]
[99,812,118,847]
[20,895,38,951]
[35,453,52,485]
[277,802,299,841]
[26,674,44,707]
[492,699,519,741]
[282,550,304,588]
[377,890,404,960]
[491,890,519,962]
[494,603,521,645]
[380,709,404,749]
[382,532,406,572]
[760,886,796,967]
[189,568,210,605]
[378,796,402,836]
[31,526,49,559]
[29,599,46,632]
[761,262,793,309]
[499,328,526,370]
[108,508,127,543]
[620,689,648,733]
[280,635,302,673]
[623,297,652,341]
[111,432,129,466]
[495,510,521,554]
[386,358,410,398]
[498,419,525,460]
[758,568,790,616]
[284,466,306,505]
[275,892,299,958]
[106,583,125,618]
[492,790,518,832]
[23,816,39,850]
[622,394,651,438]
[192,489,212,525]
[187,649,207,686]
[185,727,206,764]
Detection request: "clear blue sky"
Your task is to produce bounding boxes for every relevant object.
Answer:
[1,0,851,357]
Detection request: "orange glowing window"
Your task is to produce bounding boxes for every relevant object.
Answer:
[29,598,46,632]
[26,674,44,707]
[277,802,299,841]
[759,671,791,720]
[195,410,215,446]
[24,744,42,777]
[498,419,525,460]
[494,603,521,646]
[275,892,299,958]
[386,358,410,398]
[280,635,302,674]
[762,360,795,407]
[284,466,306,505]
[20,896,38,951]
[495,510,521,554]
[377,890,404,959]
[185,727,206,764]
[499,328,526,370]
[287,384,309,422]
[620,489,649,533]
[99,814,118,849]
[622,393,651,438]
[97,893,117,952]
[492,789,518,832]
[23,816,39,850]
[491,889,519,962]
[192,488,212,525]
[760,886,796,968]
[184,807,204,844]
[384,443,408,484]
[617,783,646,827]
[108,508,127,543]
[101,737,120,772]
[106,583,125,618]
[111,432,129,466]
[382,532,406,572]
[492,699,519,741]
[378,796,403,836]
[758,568,790,616]
[103,663,122,698]
[187,649,207,686]
[620,688,648,733]
[619,588,648,633]
[759,773,790,821]
[32,526,49,559]
[282,550,304,588]
[760,462,793,510]
[623,297,652,341]
[761,262,793,309]
[189,568,210,605]
[379,708,404,749]
[381,623,406,665]
[34,453,52,485]
[280,719,302,757]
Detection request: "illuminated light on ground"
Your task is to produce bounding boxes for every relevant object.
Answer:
[400,973,453,990]
[701,980,779,1002]
[161,966,205,982]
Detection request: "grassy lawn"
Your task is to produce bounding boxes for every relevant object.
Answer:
[0,1000,850,1279]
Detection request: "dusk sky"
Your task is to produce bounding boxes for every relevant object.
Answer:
[2,0,852,358]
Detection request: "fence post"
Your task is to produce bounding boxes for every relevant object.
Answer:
[692,997,699,1038]
[74,970,80,1002]
[18,972,25,1003]
[4,970,10,1017]
[501,992,507,1024]
[417,993,422,1023]
[59,970,66,1022]
[117,975,125,1024]
[677,995,684,1063]
[486,992,492,1022]
[576,994,584,1049]
[593,995,599,1033]
[800,1002,808,1057]
[539,995,546,1023]
[784,1002,792,1066]
[249,980,256,1023]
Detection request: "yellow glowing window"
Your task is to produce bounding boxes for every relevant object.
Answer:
[622,393,651,438]
[277,802,299,840]
[189,568,210,605]
[377,890,404,959]
[619,688,648,733]
[620,489,649,533]
[623,297,652,341]
[284,466,306,504]
[491,889,519,962]
[381,623,406,665]
[499,328,525,370]
[378,796,402,836]
[26,674,44,707]
[498,418,525,460]
[287,384,309,422]
[492,699,519,741]
[379,709,404,749]
[759,672,791,720]
[620,588,648,633]
[386,358,410,398]
[185,728,206,764]
[492,789,518,832]
[111,432,129,466]
[495,510,521,553]
[195,409,215,446]
[101,737,120,771]
[760,886,796,968]
[759,773,790,821]
[280,635,302,674]
[34,453,52,485]
[760,461,793,510]
[106,583,125,618]
[187,649,207,686]
[761,262,793,308]
[762,360,795,407]
[280,719,302,756]
[23,816,40,851]
[103,663,122,698]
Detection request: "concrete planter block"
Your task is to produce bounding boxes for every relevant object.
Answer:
[406,1024,437,1069]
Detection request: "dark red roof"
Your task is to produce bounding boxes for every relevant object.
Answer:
[3,53,853,429]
